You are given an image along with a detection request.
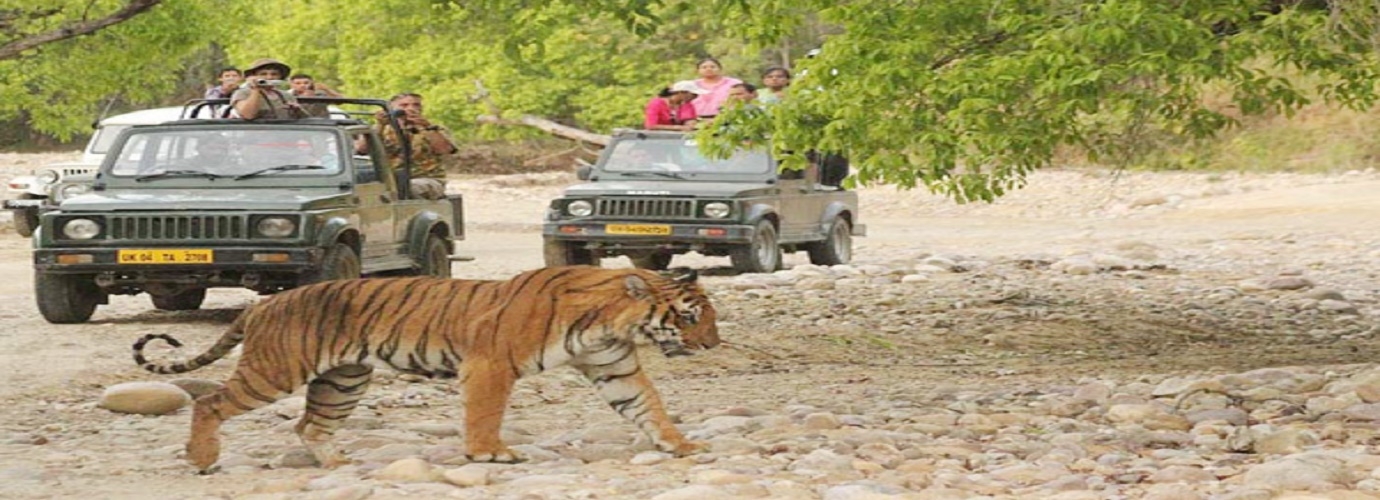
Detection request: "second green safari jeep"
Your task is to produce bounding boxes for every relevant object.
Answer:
[543,130,863,273]
[33,98,464,324]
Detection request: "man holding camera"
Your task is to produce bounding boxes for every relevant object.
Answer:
[374,93,459,200]
[231,58,306,120]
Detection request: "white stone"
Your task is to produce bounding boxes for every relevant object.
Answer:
[629,451,672,465]
[441,464,490,487]
[370,458,437,482]
[803,412,841,430]
[98,382,191,415]
[1242,454,1352,491]
[690,469,753,485]
[651,485,731,500]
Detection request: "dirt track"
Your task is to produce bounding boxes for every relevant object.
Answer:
[0,157,1377,498]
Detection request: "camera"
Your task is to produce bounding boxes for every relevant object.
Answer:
[254,79,286,87]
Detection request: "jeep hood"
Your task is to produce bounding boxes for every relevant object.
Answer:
[59,188,351,211]
[563,180,775,198]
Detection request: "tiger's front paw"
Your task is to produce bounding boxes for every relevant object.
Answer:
[466,447,524,463]
[662,440,706,457]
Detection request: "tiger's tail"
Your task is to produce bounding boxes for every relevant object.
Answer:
[133,315,247,374]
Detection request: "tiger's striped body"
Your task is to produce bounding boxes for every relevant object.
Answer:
[132,266,718,473]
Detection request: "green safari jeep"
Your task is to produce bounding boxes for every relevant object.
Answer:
[543,130,863,273]
[32,98,464,324]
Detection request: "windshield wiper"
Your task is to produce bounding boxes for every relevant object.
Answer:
[135,170,226,182]
[234,164,326,180]
[620,171,685,180]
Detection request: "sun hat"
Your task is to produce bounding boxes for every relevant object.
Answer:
[245,58,292,77]
[669,80,708,95]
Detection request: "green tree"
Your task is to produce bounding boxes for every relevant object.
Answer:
[226,0,782,138]
[0,0,224,139]
[471,0,1380,202]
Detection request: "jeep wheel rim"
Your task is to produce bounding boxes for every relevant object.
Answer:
[756,226,778,269]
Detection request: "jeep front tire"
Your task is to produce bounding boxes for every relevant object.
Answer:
[13,205,38,238]
[299,243,362,285]
[417,234,452,278]
[544,239,596,267]
[36,272,104,324]
[806,216,853,266]
[731,220,782,274]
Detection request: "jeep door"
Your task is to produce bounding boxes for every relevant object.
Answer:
[775,167,827,243]
[352,131,399,259]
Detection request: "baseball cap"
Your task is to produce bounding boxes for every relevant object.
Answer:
[669,81,708,95]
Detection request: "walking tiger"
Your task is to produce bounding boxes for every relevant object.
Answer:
[131,266,719,473]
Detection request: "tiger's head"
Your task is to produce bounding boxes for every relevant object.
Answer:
[625,268,721,357]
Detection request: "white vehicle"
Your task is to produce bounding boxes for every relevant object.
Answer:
[5,107,185,237]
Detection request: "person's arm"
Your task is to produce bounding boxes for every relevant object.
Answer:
[315,82,344,98]
[233,88,267,119]
[405,117,456,154]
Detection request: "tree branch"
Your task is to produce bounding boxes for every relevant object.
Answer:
[470,79,611,146]
[0,0,161,61]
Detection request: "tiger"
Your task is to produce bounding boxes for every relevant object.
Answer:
[131,266,719,473]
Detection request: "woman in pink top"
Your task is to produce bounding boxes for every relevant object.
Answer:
[644,81,706,131]
[691,58,742,119]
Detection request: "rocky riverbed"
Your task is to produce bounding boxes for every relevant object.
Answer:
[0,153,1379,499]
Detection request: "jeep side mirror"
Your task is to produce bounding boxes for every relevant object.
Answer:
[576,164,592,181]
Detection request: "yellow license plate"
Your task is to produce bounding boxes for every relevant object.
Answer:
[605,224,672,236]
[118,249,214,264]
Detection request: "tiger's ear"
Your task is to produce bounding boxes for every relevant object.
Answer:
[664,267,698,284]
[625,274,654,300]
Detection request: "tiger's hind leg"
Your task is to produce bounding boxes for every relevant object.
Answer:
[578,355,704,457]
[189,372,293,473]
[295,364,374,468]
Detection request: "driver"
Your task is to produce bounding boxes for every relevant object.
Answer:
[166,135,237,173]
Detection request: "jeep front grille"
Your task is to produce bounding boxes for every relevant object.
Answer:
[60,167,96,178]
[597,198,695,218]
[107,215,247,240]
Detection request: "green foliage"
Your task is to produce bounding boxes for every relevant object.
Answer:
[11,0,1380,203]
[0,1,224,140]
[227,1,774,138]
[702,1,1380,202]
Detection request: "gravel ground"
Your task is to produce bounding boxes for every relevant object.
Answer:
[0,152,1378,499]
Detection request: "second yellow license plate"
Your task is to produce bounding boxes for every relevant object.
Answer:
[118,249,214,264]
[605,224,671,236]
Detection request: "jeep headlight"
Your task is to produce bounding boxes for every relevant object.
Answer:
[37,170,60,185]
[62,218,101,240]
[566,200,594,217]
[256,217,296,238]
[58,184,89,200]
[703,202,731,219]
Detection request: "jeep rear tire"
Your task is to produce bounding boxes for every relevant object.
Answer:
[300,243,362,286]
[151,288,207,311]
[417,234,452,278]
[36,272,104,324]
[543,239,596,267]
[731,220,782,274]
[630,253,672,270]
[807,216,852,266]
[13,206,38,238]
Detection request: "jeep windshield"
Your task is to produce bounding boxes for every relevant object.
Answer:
[109,128,342,179]
[600,137,771,176]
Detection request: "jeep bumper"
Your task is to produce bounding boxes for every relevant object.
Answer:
[543,221,754,249]
[35,247,322,275]
[3,199,46,210]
